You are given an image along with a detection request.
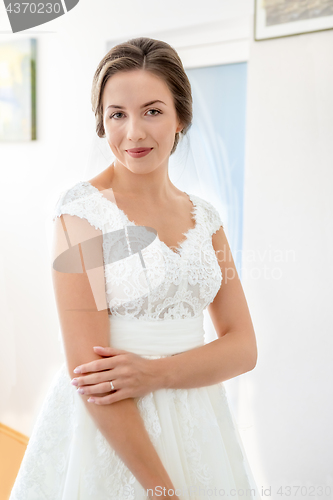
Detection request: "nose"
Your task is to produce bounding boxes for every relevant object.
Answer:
[126,116,146,143]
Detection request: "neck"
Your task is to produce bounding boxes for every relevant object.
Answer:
[108,160,176,202]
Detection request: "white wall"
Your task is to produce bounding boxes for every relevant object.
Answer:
[1,0,332,495]
[242,24,333,492]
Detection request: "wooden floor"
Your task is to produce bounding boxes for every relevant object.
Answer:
[0,423,28,500]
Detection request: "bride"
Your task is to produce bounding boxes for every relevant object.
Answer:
[10,37,260,500]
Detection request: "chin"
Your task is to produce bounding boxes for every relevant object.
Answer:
[127,165,156,174]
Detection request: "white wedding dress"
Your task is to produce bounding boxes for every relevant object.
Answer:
[9,180,261,500]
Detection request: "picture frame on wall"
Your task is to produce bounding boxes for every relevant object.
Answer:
[254,0,333,41]
[0,38,37,141]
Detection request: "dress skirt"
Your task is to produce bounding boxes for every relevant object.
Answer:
[9,314,262,500]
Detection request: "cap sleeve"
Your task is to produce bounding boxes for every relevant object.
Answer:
[205,200,224,236]
[196,197,223,236]
[52,181,103,231]
[52,182,107,312]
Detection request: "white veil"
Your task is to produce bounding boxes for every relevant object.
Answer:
[82,134,115,180]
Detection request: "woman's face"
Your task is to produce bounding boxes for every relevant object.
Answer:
[102,69,183,174]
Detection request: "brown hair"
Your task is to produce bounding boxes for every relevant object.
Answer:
[91,37,193,155]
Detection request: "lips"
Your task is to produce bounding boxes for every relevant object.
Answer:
[127,148,152,153]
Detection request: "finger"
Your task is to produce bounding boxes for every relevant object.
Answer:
[76,381,114,395]
[73,357,114,374]
[72,371,115,387]
[87,389,127,405]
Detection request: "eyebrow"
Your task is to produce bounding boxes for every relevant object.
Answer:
[106,100,166,111]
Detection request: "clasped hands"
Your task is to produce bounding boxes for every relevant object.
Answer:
[71,346,162,405]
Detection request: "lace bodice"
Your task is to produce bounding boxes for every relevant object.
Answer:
[53,180,223,321]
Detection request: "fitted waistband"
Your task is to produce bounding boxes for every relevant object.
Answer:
[108,314,205,357]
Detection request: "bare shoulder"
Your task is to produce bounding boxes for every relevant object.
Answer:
[87,169,112,191]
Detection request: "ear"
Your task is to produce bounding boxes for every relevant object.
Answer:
[176,121,183,133]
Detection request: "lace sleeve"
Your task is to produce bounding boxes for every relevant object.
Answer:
[52,181,103,231]
[205,201,224,236]
[52,182,107,315]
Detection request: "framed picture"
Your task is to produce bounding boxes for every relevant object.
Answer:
[0,38,37,141]
[254,0,333,41]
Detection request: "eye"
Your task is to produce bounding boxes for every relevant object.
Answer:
[109,109,162,119]
[109,112,124,119]
[146,109,161,116]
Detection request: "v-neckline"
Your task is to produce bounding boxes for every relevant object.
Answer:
[81,180,199,257]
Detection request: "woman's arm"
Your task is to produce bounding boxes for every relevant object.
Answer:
[151,225,258,390]
[69,224,257,405]
[52,213,178,498]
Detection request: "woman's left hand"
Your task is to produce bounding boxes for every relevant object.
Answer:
[70,346,160,405]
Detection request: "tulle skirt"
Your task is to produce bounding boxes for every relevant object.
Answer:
[9,314,261,500]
